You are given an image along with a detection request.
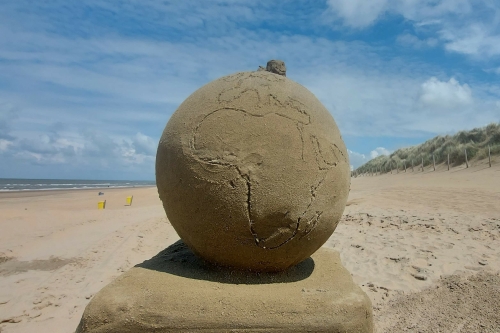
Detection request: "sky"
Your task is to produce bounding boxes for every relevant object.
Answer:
[0,0,499,180]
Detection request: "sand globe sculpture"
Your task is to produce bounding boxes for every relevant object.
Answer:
[156,60,351,272]
[77,61,372,333]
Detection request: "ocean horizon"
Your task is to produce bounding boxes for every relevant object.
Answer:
[0,178,156,192]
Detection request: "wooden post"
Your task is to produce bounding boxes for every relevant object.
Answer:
[433,154,436,171]
[396,162,399,173]
[465,149,469,168]
[421,158,424,172]
[412,160,414,172]
[404,160,407,172]
[447,153,450,171]
[489,145,492,167]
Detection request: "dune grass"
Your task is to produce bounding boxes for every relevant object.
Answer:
[354,123,500,175]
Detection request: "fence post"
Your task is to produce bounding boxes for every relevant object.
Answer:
[447,153,450,171]
[489,145,492,167]
[465,149,469,168]
[396,162,399,174]
[421,158,424,172]
[433,154,436,171]
[412,160,414,172]
[404,160,407,172]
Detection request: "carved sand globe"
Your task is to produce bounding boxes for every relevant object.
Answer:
[156,60,350,272]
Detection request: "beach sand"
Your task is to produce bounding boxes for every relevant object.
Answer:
[1,160,499,332]
[329,160,500,332]
[0,187,180,332]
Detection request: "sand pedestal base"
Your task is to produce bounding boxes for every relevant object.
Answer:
[76,242,373,333]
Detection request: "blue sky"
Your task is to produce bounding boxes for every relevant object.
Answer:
[0,0,499,180]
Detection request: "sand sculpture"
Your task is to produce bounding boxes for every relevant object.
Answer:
[77,61,373,333]
[257,59,287,76]
[156,62,351,272]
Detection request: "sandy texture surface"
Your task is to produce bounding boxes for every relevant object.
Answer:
[0,160,499,332]
[327,161,500,332]
[157,70,350,271]
[0,187,180,332]
[76,243,372,333]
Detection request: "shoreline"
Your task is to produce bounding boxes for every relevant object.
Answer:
[0,185,157,199]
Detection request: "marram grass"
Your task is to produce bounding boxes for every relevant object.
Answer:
[355,122,500,174]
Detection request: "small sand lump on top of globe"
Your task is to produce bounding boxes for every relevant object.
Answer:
[156,61,350,272]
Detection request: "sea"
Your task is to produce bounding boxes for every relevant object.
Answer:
[0,178,156,192]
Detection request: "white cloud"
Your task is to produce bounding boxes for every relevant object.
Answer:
[132,132,157,156]
[349,147,392,168]
[325,0,500,58]
[0,139,12,151]
[0,102,17,140]
[397,33,438,48]
[326,0,476,28]
[370,147,391,159]
[1,126,158,172]
[441,24,500,57]
[348,149,369,168]
[419,77,473,108]
[325,0,388,28]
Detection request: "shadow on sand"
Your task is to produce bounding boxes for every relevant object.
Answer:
[135,240,315,285]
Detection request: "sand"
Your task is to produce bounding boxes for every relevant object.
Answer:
[76,243,373,332]
[0,160,499,332]
[157,70,350,271]
[0,187,180,332]
[328,160,500,332]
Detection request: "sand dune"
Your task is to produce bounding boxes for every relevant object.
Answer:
[0,161,499,333]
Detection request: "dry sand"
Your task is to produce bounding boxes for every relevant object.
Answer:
[0,187,180,332]
[0,160,499,332]
[328,160,500,332]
